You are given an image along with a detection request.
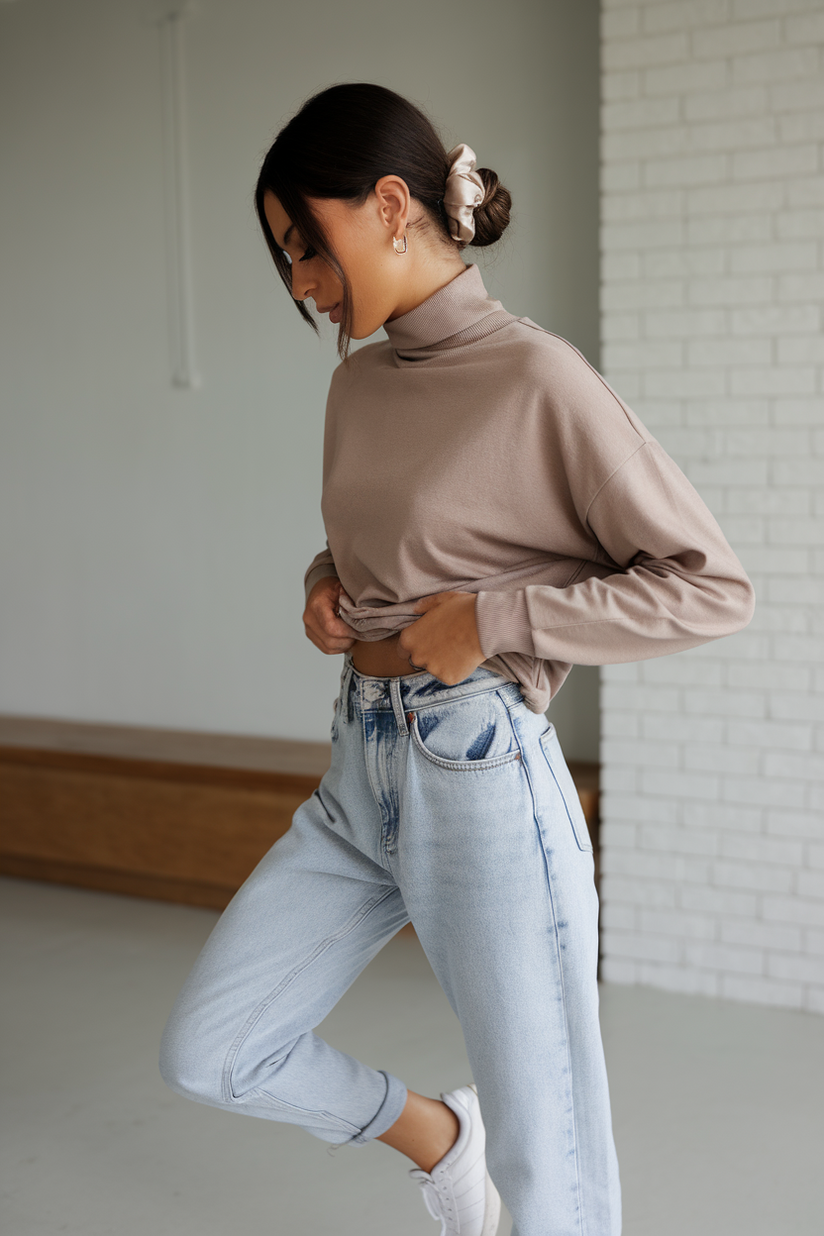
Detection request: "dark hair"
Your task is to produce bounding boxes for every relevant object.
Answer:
[254,82,512,361]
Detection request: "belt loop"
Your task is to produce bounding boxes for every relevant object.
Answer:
[341,657,354,725]
[389,677,409,735]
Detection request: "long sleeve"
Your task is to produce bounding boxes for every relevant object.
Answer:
[474,439,755,665]
[311,261,756,709]
[304,540,339,607]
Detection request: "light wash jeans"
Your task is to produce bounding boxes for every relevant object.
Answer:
[160,654,622,1236]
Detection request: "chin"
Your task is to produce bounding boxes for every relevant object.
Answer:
[350,322,380,340]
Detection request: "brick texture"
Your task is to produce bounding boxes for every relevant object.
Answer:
[599,0,823,1014]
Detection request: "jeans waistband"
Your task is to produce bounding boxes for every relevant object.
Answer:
[338,651,524,734]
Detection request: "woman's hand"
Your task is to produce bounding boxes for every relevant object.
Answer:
[397,592,486,685]
[303,577,358,655]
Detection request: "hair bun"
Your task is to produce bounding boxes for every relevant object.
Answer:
[469,169,511,248]
[442,145,511,248]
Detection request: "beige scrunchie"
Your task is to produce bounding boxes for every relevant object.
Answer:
[443,143,485,244]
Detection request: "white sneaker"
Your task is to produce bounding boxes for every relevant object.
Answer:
[408,1083,501,1236]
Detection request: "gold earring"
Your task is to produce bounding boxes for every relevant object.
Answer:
[393,234,408,255]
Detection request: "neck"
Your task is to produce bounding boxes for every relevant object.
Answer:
[385,252,468,322]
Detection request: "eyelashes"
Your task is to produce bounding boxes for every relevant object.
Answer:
[281,244,317,266]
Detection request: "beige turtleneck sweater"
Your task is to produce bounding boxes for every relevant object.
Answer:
[303,262,755,714]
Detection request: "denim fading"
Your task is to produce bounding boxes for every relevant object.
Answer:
[160,652,622,1236]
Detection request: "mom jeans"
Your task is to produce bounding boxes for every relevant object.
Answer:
[159,654,622,1236]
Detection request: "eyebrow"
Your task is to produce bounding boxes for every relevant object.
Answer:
[278,223,295,251]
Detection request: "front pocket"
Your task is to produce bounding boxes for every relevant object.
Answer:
[409,691,523,772]
[539,724,593,852]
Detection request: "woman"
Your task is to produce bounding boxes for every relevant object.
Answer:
[160,83,754,1236]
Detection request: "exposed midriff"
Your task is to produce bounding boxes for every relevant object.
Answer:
[349,634,426,678]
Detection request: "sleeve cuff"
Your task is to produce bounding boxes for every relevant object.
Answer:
[304,564,339,606]
[474,590,536,658]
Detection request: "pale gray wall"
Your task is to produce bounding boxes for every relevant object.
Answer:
[0,0,600,757]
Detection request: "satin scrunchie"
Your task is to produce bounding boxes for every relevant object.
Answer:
[442,143,486,244]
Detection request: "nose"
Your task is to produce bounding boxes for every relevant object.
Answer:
[291,267,316,305]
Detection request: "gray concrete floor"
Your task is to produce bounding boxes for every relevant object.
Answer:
[1,876,822,1236]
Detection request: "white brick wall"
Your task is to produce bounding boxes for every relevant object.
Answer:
[599,0,823,1014]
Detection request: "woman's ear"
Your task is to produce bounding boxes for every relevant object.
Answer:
[373,174,410,238]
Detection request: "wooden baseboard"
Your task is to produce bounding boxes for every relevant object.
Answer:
[0,750,313,909]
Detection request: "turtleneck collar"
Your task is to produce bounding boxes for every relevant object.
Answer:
[381,262,518,362]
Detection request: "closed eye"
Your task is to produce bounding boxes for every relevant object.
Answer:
[281,244,316,266]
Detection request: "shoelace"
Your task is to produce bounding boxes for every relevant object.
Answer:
[412,1171,451,1224]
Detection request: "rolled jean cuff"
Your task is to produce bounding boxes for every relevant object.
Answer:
[342,1070,407,1147]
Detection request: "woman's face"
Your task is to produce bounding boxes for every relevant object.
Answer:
[263,189,409,338]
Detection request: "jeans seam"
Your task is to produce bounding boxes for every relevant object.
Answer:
[233,1086,364,1137]
[534,808,586,1236]
[521,729,586,1234]
[221,886,399,1104]
[540,730,594,853]
[549,835,586,1236]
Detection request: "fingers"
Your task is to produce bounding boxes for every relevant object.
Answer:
[307,629,355,655]
[304,618,355,655]
[324,595,355,640]
[303,581,357,655]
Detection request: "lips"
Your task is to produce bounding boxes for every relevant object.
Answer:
[316,301,342,324]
